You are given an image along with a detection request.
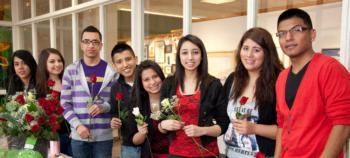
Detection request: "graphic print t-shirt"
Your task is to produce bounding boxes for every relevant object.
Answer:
[224,99,259,158]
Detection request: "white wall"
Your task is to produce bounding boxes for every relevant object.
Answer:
[193,2,342,67]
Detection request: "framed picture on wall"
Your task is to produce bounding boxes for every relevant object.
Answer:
[165,44,172,54]
[321,48,339,60]
[148,46,155,58]
[154,41,165,63]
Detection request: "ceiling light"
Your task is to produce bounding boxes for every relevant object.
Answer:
[201,0,236,4]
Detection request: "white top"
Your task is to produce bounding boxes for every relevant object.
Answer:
[224,99,259,158]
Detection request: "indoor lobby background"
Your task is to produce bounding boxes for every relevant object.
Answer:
[0,0,349,157]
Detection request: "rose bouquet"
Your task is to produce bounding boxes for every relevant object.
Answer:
[0,80,64,157]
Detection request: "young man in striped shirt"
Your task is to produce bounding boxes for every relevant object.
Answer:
[61,25,118,158]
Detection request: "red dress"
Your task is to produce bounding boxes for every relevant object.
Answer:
[169,86,219,157]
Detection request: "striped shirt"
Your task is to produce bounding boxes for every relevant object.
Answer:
[60,59,118,142]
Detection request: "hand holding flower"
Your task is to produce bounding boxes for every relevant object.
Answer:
[88,104,104,117]
[76,124,91,139]
[137,123,149,135]
[159,119,184,131]
[183,124,206,137]
[233,119,256,135]
[110,117,122,129]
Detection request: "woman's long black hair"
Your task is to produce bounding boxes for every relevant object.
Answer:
[7,50,37,95]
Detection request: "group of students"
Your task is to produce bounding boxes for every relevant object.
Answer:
[5,8,350,158]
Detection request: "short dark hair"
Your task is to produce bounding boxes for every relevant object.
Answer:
[81,25,102,41]
[111,42,135,59]
[277,8,313,29]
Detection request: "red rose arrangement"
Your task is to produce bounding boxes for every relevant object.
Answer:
[0,80,64,140]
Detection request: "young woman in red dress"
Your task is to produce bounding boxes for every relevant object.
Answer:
[158,34,229,158]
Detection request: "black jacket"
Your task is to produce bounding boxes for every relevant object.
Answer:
[110,76,135,146]
[160,75,229,147]
[223,72,276,156]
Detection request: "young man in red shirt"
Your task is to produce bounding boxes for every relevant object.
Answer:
[274,8,350,158]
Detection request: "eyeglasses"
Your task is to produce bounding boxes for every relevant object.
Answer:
[81,39,101,46]
[276,25,310,38]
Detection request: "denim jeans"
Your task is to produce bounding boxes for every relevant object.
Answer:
[121,145,141,158]
[71,139,113,158]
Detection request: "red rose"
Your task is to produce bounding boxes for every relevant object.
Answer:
[51,90,60,99]
[49,115,57,124]
[47,79,55,87]
[0,118,7,122]
[239,96,249,105]
[38,98,47,107]
[31,124,41,133]
[25,114,34,123]
[49,103,56,112]
[89,74,97,83]
[52,123,61,132]
[37,117,46,125]
[15,95,25,105]
[115,92,124,101]
[255,152,266,158]
[56,106,64,115]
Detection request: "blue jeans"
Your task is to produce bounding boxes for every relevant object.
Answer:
[121,145,141,158]
[71,139,113,158]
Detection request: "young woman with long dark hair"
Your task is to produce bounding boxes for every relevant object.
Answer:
[36,48,72,156]
[6,49,37,95]
[223,27,284,158]
[129,60,169,158]
[158,34,229,158]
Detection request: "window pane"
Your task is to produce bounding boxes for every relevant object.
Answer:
[0,26,12,89]
[0,0,11,21]
[37,20,50,54]
[257,0,342,66]
[20,25,33,53]
[78,8,99,58]
[105,0,131,64]
[144,0,183,76]
[56,15,73,65]
[56,0,71,11]
[36,0,49,16]
[19,0,31,20]
[192,0,247,80]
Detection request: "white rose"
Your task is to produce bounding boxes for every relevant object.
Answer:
[161,98,171,108]
[27,92,35,102]
[132,107,140,116]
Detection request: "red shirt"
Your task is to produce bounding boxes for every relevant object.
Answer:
[276,54,350,157]
[169,86,219,157]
